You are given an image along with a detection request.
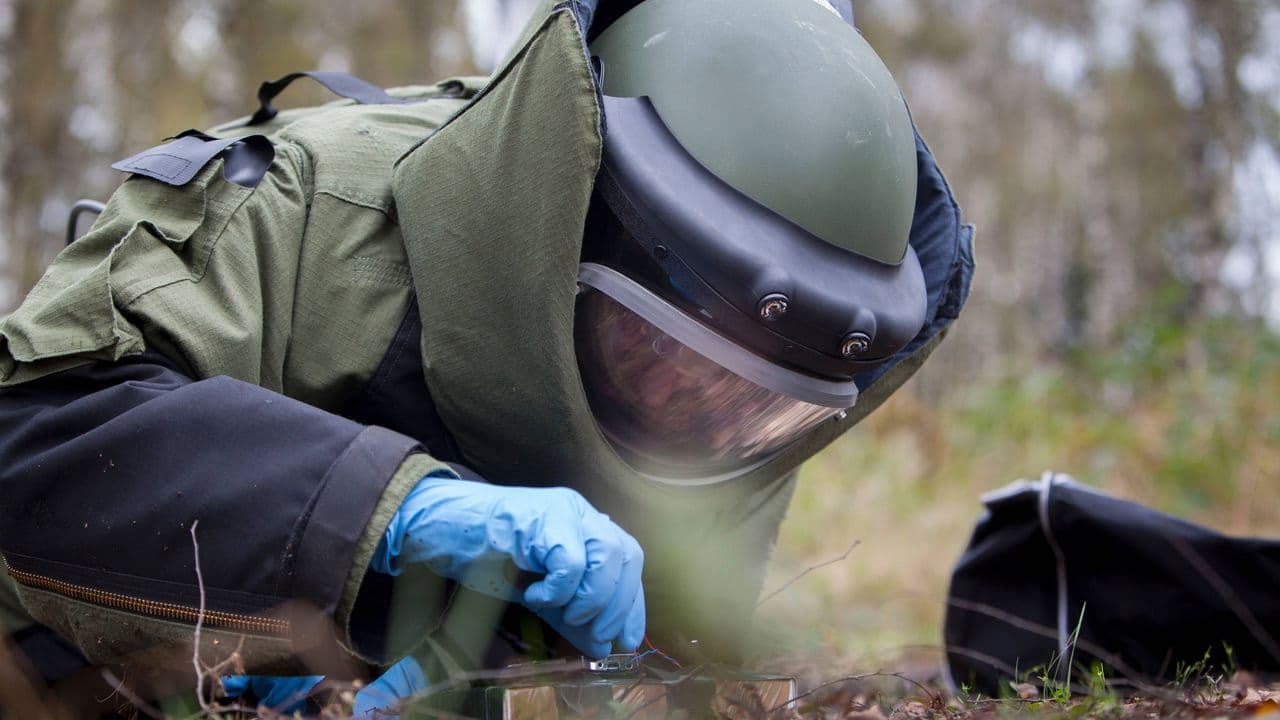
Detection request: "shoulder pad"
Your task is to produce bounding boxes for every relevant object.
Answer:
[112,131,274,189]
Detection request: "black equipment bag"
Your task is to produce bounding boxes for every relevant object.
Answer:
[944,473,1280,696]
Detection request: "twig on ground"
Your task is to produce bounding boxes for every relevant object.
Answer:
[716,686,767,719]
[767,670,939,716]
[939,644,1024,682]
[620,663,707,720]
[757,539,861,608]
[101,668,164,720]
[190,519,218,717]
[202,636,246,681]
[399,704,475,720]
[395,657,590,716]
[1168,534,1280,665]
[415,657,584,701]
[945,596,1172,699]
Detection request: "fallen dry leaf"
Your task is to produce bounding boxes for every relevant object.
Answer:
[1012,682,1039,701]
[845,704,888,720]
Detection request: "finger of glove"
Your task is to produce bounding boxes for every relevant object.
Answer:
[219,675,250,698]
[353,656,427,719]
[562,528,625,627]
[590,538,644,646]
[219,675,322,713]
[621,586,647,652]
[259,676,324,714]
[522,524,587,609]
[537,607,612,659]
[561,512,637,628]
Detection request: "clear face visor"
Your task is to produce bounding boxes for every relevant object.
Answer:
[574,264,858,483]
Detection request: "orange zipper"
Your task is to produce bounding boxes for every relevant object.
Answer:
[5,560,291,636]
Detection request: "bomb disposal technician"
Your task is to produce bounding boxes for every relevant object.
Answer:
[0,0,972,714]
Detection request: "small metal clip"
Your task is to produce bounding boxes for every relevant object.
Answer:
[585,654,640,673]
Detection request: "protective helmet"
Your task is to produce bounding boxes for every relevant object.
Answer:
[576,0,926,482]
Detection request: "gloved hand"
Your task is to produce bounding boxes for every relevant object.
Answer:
[221,655,428,718]
[351,655,429,718]
[220,673,321,715]
[374,477,646,658]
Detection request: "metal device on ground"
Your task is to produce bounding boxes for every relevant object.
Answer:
[410,655,798,719]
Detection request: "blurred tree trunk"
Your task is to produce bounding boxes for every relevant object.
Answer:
[858,0,1279,398]
[2,1,76,311]
[0,0,476,315]
[219,0,477,118]
[1181,0,1254,318]
[107,1,190,150]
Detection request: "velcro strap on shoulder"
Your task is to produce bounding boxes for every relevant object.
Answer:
[247,71,413,126]
[111,130,274,188]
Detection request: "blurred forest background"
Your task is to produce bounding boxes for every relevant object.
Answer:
[1,0,1278,678]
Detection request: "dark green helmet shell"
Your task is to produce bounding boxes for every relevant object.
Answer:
[590,0,917,265]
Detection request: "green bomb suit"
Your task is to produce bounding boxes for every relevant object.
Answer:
[0,1,973,680]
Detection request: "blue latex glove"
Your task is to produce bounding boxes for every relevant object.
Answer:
[375,478,646,658]
[222,656,428,718]
[220,673,322,715]
[352,655,429,718]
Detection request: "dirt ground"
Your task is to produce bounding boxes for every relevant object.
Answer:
[769,668,1280,720]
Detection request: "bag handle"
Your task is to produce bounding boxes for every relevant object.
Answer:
[246,71,412,126]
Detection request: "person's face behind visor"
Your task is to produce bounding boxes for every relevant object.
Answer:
[574,280,850,484]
